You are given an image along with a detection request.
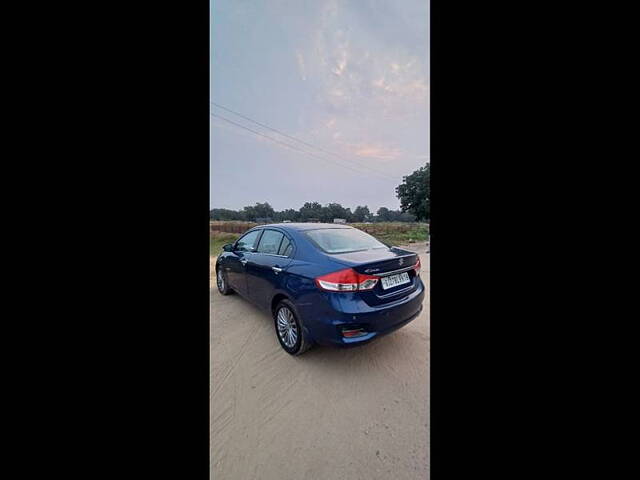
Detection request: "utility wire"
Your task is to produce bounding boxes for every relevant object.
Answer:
[211,112,394,182]
[210,112,397,183]
[210,101,399,180]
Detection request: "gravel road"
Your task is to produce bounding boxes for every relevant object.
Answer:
[210,243,430,479]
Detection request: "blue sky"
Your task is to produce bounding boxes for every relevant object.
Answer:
[211,0,429,212]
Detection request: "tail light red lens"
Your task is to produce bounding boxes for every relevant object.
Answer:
[414,258,421,276]
[315,268,379,292]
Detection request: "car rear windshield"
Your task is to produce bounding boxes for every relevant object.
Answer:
[304,228,386,254]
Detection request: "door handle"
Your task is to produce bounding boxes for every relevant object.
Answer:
[240,259,248,266]
[272,266,283,274]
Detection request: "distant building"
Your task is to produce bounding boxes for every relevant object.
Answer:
[333,218,347,224]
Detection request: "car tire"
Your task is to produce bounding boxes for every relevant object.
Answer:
[216,268,233,295]
[274,299,313,355]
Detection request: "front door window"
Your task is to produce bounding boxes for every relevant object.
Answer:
[235,230,262,252]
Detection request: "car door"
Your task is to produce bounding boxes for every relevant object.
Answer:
[224,229,262,297]
[245,229,294,309]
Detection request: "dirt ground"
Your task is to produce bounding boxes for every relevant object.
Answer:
[210,243,430,479]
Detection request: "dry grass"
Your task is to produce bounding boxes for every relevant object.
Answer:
[210,221,258,234]
[209,221,428,256]
[350,222,429,246]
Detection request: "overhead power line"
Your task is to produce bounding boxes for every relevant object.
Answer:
[210,112,397,183]
[210,101,398,180]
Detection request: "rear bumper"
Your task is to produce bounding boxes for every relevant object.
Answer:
[297,278,426,347]
[332,303,424,347]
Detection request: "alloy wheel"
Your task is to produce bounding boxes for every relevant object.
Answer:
[217,270,224,292]
[276,307,298,348]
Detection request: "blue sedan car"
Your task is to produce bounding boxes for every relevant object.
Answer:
[215,223,425,355]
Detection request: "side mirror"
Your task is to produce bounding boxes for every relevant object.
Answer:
[222,243,234,252]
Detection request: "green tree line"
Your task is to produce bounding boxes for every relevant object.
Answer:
[210,164,429,223]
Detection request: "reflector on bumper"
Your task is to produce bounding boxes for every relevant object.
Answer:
[342,327,367,338]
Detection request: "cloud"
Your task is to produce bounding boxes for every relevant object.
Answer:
[281,0,428,170]
[311,1,428,122]
[350,143,402,160]
[295,50,306,80]
[332,50,348,76]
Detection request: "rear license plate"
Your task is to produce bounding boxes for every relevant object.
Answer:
[380,272,411,290]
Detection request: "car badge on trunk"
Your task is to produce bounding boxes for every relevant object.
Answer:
[398,258,404,266]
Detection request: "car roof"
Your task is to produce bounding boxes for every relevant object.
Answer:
[256,223,353,232]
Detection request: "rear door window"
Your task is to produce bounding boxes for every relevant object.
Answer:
[256,230,285,255]
[278,236,293,257]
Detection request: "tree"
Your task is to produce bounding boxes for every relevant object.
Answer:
[298,202,323,221]
[396,163,429,221]
[387,209,403,222]
[399,212,416,222]
[209,199,421,224]
[344,208,354,223]
[280,208,299,222]
[322,203,350,222]
[210,208,243,221]
[376,207,392,222]
[243,202,275,221]
[352,205,370,222]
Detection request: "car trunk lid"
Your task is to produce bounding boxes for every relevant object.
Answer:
[325,247,420,305]
[328,247,418,273]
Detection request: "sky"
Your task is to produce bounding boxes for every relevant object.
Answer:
[211,0,429,213]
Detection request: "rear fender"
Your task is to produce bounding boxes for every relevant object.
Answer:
[271,290,316,344]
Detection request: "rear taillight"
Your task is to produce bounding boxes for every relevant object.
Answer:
[414,258,421,276]
[315,268,379,292]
